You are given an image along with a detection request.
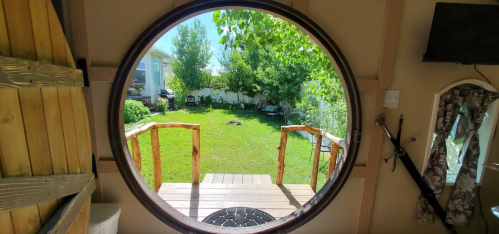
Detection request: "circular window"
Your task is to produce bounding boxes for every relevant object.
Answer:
[108,1,362,233]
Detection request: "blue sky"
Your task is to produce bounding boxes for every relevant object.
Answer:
[153,11,224,75]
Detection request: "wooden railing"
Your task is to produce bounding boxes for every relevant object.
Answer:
[276,125,344,192]
[125,122,201,191]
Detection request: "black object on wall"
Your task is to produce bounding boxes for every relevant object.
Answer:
[423,3,499,65]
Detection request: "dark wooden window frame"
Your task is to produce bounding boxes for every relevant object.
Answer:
[107,1,362,233]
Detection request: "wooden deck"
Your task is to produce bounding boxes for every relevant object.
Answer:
[158,174,315,221]
[202,173,273,184]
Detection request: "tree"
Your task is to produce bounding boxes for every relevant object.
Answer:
[171,19,212,91]
[213,9,347,135]
[255,46,309,106]
[219,50,253,102]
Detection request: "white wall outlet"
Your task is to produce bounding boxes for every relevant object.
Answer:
[383,90,400,109]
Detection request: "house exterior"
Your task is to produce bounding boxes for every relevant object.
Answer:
[131,46,171,103]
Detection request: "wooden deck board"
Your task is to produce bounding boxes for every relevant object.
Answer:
[242,174,252,184]
[212,174,224,183]
[262,174,273,184]
[202,173,214,183]
[233,174,242,184]
[159,183,314,221]
[222,174,233,184]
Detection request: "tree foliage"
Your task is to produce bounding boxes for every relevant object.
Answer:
[218,49,255,101]
[213,9,347,136]
[171,19,212,91]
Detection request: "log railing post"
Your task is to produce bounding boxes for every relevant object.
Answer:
[327,143,339,180]
[130,136,142,173]
[192,128,200,184]
[150,127,162,191]
[311,134,323,192]
[276,130,288,185]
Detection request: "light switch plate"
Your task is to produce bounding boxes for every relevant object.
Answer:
[384,90,400,109]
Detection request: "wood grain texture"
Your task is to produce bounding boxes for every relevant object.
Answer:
[70,87,91,173]
[98,160,118,174]
[357,0,404,233]
[311,134,322,192]
[276,131,288,185]
[0,174,93,212]
[0,151,14,234]
[357,78,380,93]
[160,183,312,190]
[27,0,62,225]
[42,87,69,175]
[192,129,200,184]
[351,165,367,178]
[19,87,58,224]
[125,122,156,140]
[0,0,10,57]
[281,125,320,134]
[0,3,14,230]
[1,1,43,231]
[222,174,233,184]
[155,122,200,130]
[327,143,339,180]
[58,87,80,174]
[3,0,35,60]
[321,132,345,148]
[212,174,224,184]
[0,55,83,88]
[261,174,272,184]
[131,137,142,173]
[29,0,52,64]
[202,173,214,183]
[251,174,262,184]
[151,128,162,191]
[47,0,66,67]
[38,177,95,234]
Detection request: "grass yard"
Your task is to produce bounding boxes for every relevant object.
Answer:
[127,108,330,191]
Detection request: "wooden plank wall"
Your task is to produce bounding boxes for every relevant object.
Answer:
[0,0,92,233]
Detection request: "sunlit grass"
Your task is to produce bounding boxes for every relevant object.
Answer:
[127,108,330,191]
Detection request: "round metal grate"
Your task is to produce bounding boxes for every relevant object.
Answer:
[202,207,276,227]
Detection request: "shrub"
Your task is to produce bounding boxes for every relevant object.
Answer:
[124,100,151,123]
[154,98,168,112]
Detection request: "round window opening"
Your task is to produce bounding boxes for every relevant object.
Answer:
[108,1,361,233]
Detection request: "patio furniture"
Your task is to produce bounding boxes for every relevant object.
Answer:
[202,207,276,227]
[255,100,267,113]
[264,105,278,119]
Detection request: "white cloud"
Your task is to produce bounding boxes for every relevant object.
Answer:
[222,27,229,34]
[205,65,222,76]
[210,46,216,51]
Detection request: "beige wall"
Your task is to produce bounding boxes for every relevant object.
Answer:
[85,0,499,233]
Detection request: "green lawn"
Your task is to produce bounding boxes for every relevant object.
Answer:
[127,108,329,191]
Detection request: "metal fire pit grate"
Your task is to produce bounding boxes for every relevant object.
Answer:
[202,207,276,227]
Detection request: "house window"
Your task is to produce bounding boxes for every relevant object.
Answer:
[133,57,146,84]
[152,56,161,85]
[424,80,499,185]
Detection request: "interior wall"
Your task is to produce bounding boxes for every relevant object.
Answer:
[370,0,499,234]
[84,0,499,233]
